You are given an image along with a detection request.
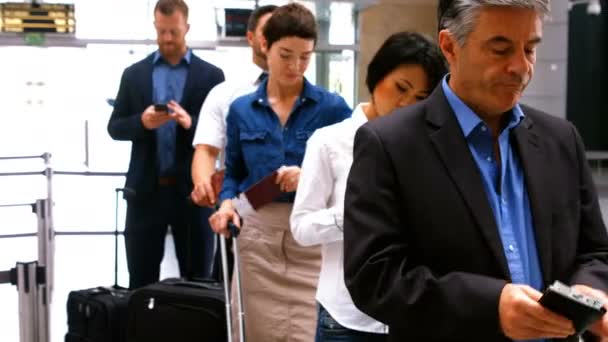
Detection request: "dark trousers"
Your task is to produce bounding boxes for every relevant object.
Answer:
[124,185,216,289]
[315,304,388,342]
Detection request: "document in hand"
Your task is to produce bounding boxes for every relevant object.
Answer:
[244,170,281,209]
[232,170,282,217]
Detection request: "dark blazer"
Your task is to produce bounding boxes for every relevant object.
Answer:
[108,52,224,197]
[343,85,608,341]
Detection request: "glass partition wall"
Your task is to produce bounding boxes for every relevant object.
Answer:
[0,1,361,341]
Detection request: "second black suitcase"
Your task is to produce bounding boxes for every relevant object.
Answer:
[65,286,131,342]
[126,278,227,341]
[65,188,132,342]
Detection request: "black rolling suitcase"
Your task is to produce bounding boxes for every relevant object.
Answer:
[65,188,132,342]
[127,221,245,342]
[126,277,226,341]
[65,286,130,342]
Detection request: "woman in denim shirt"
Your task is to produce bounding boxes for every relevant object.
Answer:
[209,3,351,342]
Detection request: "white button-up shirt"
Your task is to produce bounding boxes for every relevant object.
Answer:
[192,71,264,167]
[291,103,388,334]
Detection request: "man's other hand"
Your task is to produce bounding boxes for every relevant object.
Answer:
[572,284,608,339]
[168,100,192,129]
[191,179,216,207]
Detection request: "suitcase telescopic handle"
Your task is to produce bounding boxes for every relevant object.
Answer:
[113,187,134,288]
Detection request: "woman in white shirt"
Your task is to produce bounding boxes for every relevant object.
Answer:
[290,31,447,342]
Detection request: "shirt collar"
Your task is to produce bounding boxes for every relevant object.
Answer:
[253,77,321,106]
[352,103,369,126]
[153,48,192,65]
[441,75,524,137]
[255,71,268,85]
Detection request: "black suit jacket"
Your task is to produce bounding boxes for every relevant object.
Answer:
[107,52,224,197]
[343,85,608,341]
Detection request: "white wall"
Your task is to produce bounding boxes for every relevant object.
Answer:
[520,0,569,118]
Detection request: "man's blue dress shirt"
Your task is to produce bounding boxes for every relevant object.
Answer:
[220,77,351,203]
[442,76,545,342]
[152,49,191,177]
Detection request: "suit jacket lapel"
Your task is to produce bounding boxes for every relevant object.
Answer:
[426,86,511,279]
[142,55,154,107]
[180,56,199,108]
[512,114,553,285]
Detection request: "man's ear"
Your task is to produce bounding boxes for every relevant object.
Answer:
[260,38,269,55]
[246,30,255,47]
[438,29,457,67]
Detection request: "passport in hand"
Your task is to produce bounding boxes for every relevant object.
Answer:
[243,170,281,210]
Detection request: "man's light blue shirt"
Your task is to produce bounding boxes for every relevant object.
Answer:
[152,49,191,177]
[442,76,545,341]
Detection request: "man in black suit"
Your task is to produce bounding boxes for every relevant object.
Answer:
[344,0,608,341]
[108,0,224,289]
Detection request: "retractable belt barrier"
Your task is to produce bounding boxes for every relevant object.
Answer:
[0,153,53,342]
[1,152,127,342]
[0,198,53,342]
[0,262,49,342]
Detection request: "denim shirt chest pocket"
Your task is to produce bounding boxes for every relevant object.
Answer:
[239,129,273,167]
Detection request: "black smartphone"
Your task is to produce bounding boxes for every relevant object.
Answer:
[539,281,606,335]
[154,104,169,113]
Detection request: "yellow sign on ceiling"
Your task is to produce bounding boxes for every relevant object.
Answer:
[0,2,75,33]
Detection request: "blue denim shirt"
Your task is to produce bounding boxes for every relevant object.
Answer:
[442,76,545,342]
[152,49,191,177]
[220,78,351,203]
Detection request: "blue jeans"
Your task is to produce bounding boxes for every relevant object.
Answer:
[315,303,387,342]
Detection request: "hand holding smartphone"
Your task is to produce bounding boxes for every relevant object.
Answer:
[539,281,606,335]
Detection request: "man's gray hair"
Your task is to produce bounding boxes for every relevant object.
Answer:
[438,0,549,45]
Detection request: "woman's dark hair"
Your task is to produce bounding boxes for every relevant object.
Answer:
[262,3,317,49]
[247,5,278,33]
[366,31,447,94]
